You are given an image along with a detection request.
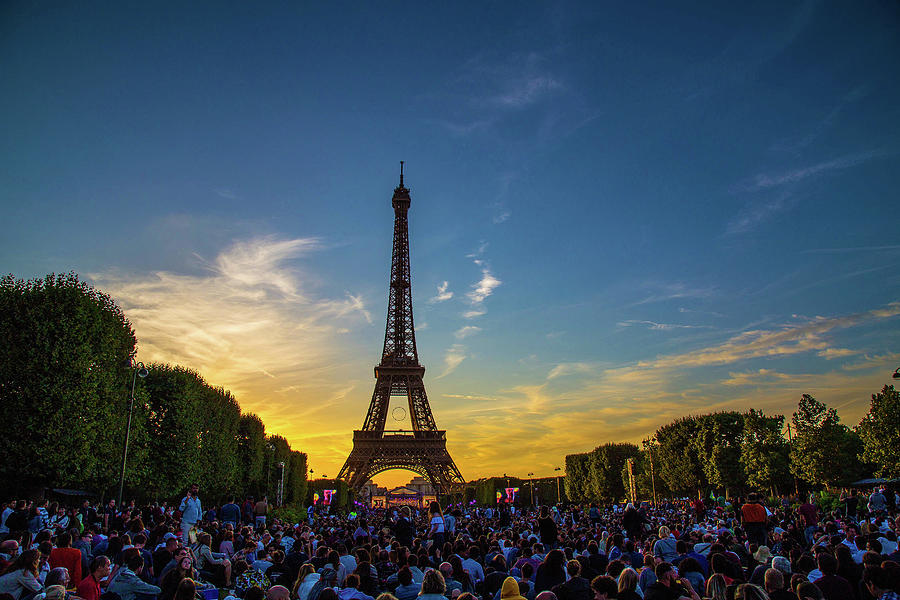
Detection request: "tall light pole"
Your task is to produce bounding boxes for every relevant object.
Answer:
[277,461,285,506]
[554,467,562,504]
[118,361,149,508]
[527,472,535,506]
[265,442,275,497]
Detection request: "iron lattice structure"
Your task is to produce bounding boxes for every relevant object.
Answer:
[338,165,465,493]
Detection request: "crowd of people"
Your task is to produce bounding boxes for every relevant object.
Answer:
[0,484,898,600]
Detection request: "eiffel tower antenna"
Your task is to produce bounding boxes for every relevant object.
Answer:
[338,166,464,494]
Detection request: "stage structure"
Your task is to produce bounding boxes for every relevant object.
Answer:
[338,164,465,493]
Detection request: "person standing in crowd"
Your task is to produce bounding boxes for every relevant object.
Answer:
[179,484,202,545]
[221,497,241,529]
[255,497,269,530]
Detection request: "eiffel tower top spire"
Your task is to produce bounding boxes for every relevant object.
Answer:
[382,162,419,367]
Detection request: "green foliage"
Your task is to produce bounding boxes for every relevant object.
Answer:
[741,409,790,493]
[588,443,639,502]
[286,451,309,505]
[693,412,745,492]
[141,364,205,496]
[237,414,267,495]
[564,453,591,501]
[0,273,137,495]
[0,272,307,502]
[270,504,306,525]
[622,445,671,503]
[790,394,863,488]
[857,385,900,478]
[654,417,707,494]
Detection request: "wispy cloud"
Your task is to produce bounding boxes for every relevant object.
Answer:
[801,245,900,254]
[547,362,596,379]
[462,309,486,319]
[726,190,798,235]
[741,151,885,191]
[630,302,899,371]
[493,210,511,224]
[633,282,716,305]
[617,320,712,331]
[437,344,468,379]
[454,325,482,339]
[215,188,238,200]
[89,235,373,462]
[489,75,563,108]
[818,348,858,359]
[429,281,453,303]
[467,263,502,305]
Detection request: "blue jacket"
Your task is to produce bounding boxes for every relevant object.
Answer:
[180,496,202,525]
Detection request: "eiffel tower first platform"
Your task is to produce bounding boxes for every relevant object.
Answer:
[338,164,465,493]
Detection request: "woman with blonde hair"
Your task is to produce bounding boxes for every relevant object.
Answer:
[653,526,678,562]
[616,568,641,600]
[293,564,319,600]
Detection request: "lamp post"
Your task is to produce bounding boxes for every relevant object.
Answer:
[266,442,275,495]
[277,461,285,506]
[118,361,149,508]
[527,472,535,506]
[554,467,562,504]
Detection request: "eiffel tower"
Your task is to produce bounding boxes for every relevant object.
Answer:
[338,163,465,493]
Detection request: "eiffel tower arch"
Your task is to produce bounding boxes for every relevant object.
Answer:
[338,164,465,493]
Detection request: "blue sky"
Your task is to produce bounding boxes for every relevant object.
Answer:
[2,2,899,487]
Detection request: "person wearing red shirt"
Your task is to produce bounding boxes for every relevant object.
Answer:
[76,556,111,600]
[49,532,83,587]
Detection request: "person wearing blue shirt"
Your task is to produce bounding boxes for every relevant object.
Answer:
[179,484,202,545]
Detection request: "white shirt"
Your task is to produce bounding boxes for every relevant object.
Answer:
[430,515,445,533]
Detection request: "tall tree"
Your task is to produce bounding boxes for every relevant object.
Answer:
[588,443,640,502]
[286,451,308,505]
[564,453,591,501]
[237,414,267,495]
[142,364,205,498]
[790,394,862,487]
[857,385,900,477]
[740,409,790,494]
[692,412,746,494]
[0,273,137,495]
[655,417,707,494]
[197,385,241,500]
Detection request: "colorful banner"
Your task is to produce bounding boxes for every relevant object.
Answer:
[323,489,337,505]
[504,487,519,503]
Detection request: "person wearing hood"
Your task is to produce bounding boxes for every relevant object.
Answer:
[500,576,528,600]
